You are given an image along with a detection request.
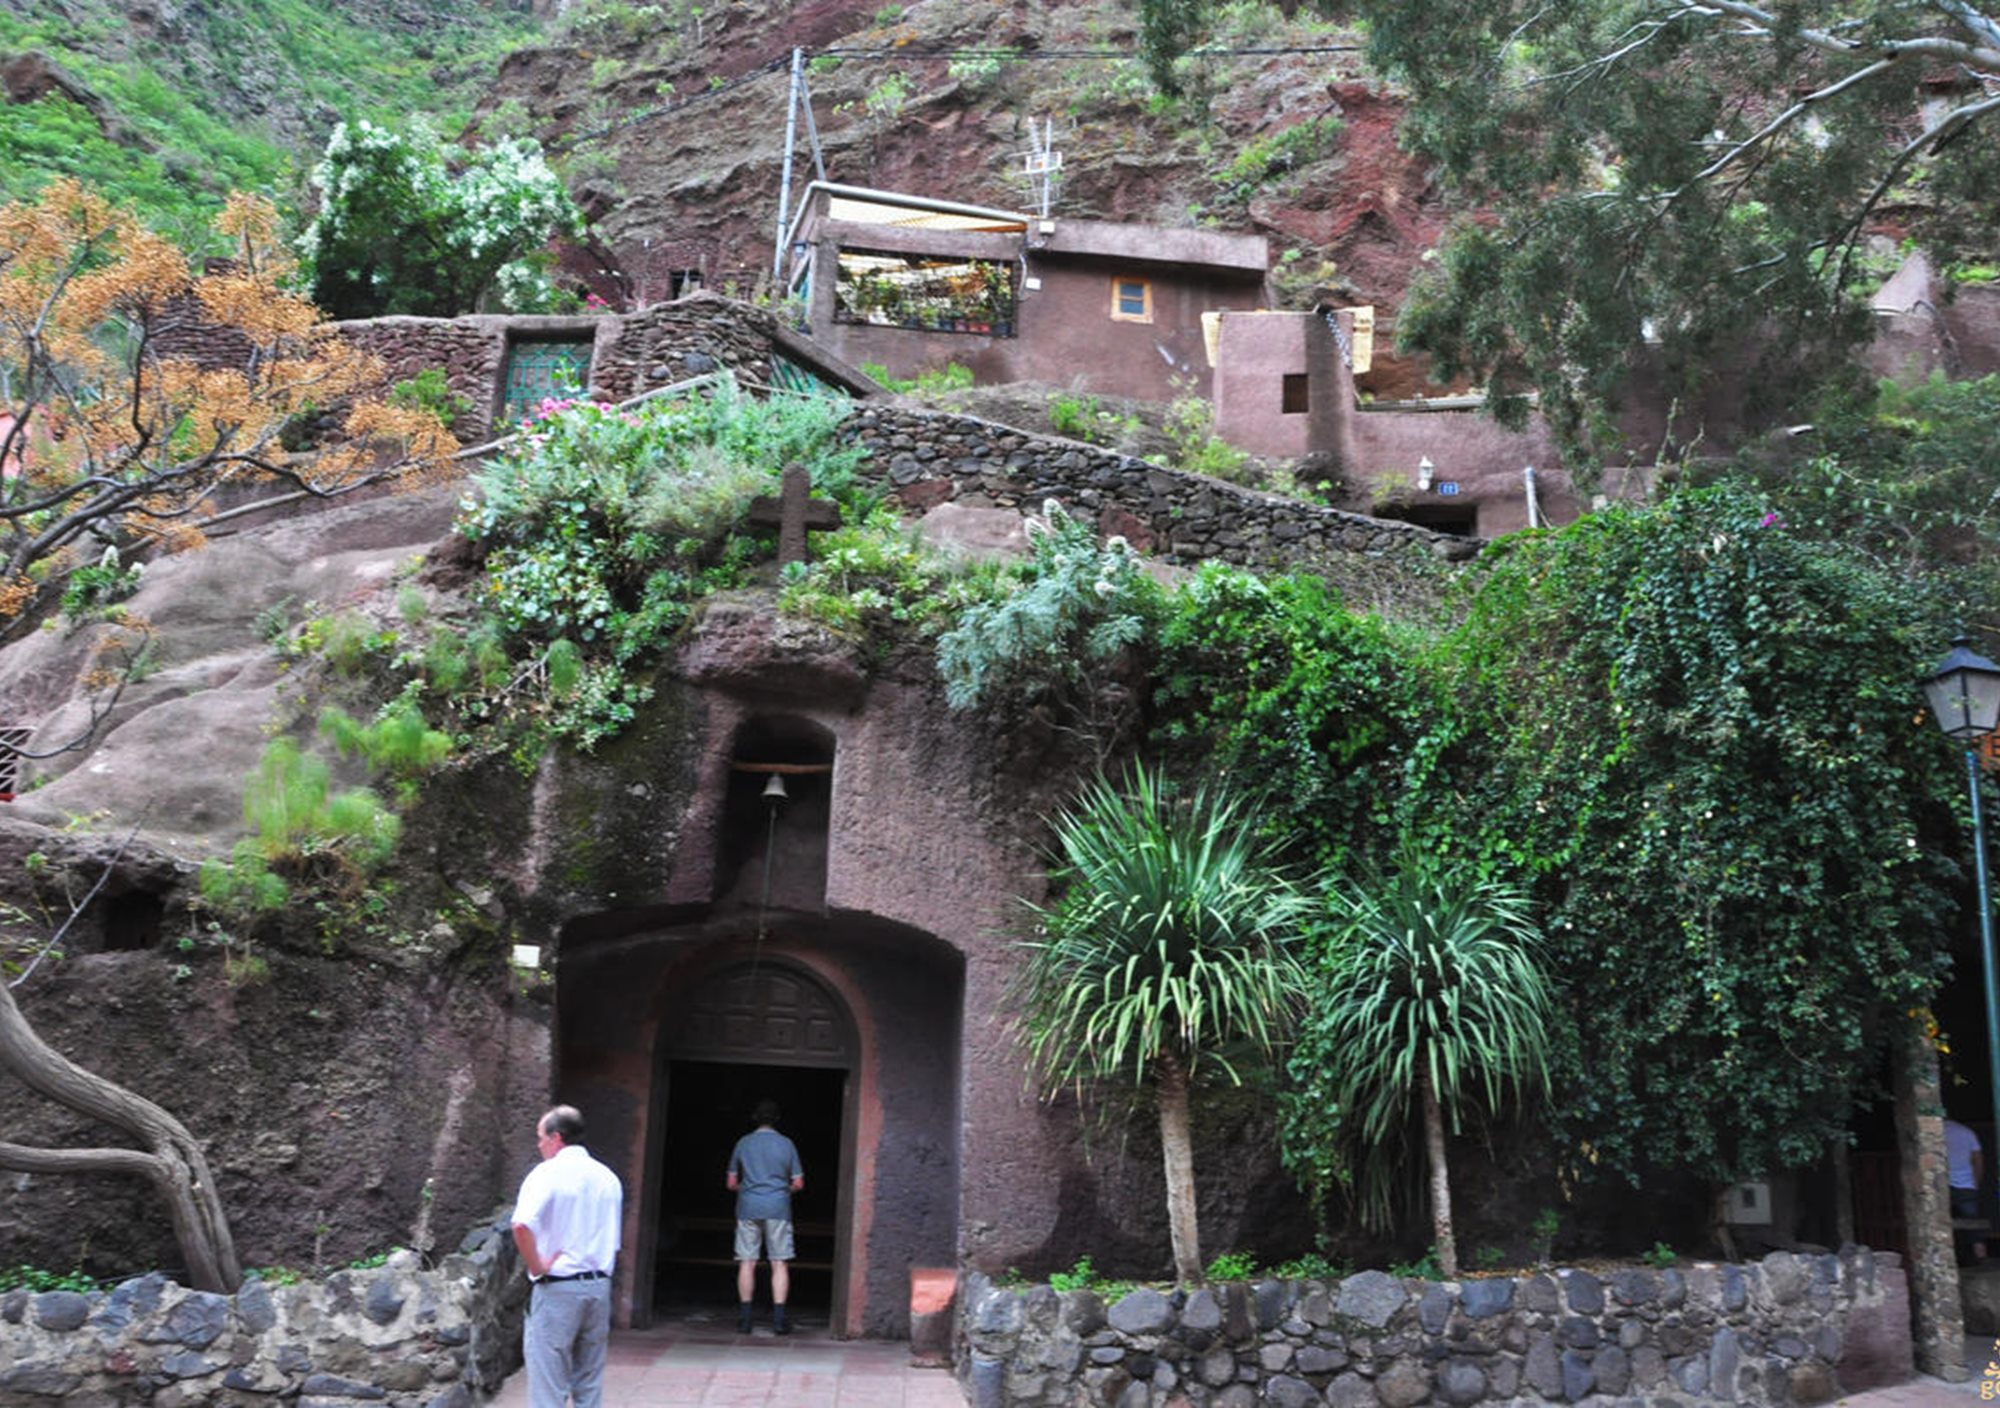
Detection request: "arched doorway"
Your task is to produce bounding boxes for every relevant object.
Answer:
[643,960,856,1329]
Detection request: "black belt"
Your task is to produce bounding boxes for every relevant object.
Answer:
[536,1271,608,1283]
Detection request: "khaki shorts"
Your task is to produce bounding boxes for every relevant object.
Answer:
[735,1218,795,1261]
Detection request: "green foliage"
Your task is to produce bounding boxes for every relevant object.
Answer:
[1047,392,1139,448]
[1444,485,1961,1185]
[1386,1249,1442,1281]
[1046,1256,1098,1293]
[859,361,974,397]
[1152,564,1448,874]
[1203,1250,1257,1281]
[1530,1208,1560,1264]
[443,384,862,753]
[1715,373,2000,610]
[1283,849,1553,1229]
[388,370,474,433]
[1220,115,1342,204]
[0,0,530,237]
[1268,1252,1344,1281]
[0,1264,96,1293]
[1641,1241,1677,1269]
[1313,0,2000,462]
[1045,1256,1135,1299]
[196,737,402,922]
[245,1265,303,1287]
[1163,390,1249,481]
[937,500,1161,726]
[1471,1245,1507,1272]
[300,119,585,319]
[318,703,452,801]
[58,547,142,622]
[1014,766,1313,1093]
[776,510,996,642]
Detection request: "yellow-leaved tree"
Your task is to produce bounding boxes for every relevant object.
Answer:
[0,180,459,643]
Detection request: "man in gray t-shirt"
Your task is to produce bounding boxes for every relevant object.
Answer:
[727,1099,804,1334]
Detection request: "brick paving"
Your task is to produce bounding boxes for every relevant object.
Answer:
[487,1313,966,1407]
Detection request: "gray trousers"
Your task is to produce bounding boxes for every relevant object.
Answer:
[524,1278,612,1408]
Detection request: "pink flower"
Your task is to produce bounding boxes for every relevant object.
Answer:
[1759,512,1785,529]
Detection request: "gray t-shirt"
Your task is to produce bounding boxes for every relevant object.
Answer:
[729,1127,802,1220]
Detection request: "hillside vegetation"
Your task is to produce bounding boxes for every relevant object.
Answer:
[0,0,538,239]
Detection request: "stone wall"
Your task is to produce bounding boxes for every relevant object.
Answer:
[839,404,1478,600]
[957,1249,1913,1407]
[0,1218,526,1407]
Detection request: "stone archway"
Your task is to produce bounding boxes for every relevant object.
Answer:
[641,961,858,1330]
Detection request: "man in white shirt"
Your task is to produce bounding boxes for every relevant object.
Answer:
[512,1105,623,1408]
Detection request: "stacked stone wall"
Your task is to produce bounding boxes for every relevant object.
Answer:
[958,1249,1912,1407]
[840,404,1478,586]
[590,295,779,400]
[333,318,509,442]
[0,1219,527,1407]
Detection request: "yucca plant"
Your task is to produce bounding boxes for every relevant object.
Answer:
[1291,847,1553,1278]
[1014,765,1311,1284]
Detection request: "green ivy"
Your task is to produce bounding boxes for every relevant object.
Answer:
[1441,485,1964,1184]
[1151,563,1453,874]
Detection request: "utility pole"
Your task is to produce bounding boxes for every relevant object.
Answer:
[774,46,803,284]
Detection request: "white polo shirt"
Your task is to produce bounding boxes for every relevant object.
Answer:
[512,1144,623,1277]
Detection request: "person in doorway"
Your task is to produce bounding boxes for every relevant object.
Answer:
[512,1105,624,1407]
[727,1098,804,1334]
[1948,1116,1988,1261]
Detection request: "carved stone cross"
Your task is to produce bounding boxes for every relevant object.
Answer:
[748,462,841,567]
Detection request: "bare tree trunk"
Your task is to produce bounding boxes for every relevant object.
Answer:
[1423,1073,1457,1279]
[0,981,239,1291]
[1156,1053,1203,1285]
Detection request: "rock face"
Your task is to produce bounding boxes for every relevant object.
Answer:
[2,304,1444,1319]
[957,1249,1913,1406]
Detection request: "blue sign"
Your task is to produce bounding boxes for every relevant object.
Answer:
[1437,481,1461,496]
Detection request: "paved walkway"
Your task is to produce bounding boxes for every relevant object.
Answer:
[487,1312,964,1408]
[487,1318,1997,1407]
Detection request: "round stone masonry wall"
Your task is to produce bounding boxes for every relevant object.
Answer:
[0,1220,527,1408]
[955,1247,1913,1407]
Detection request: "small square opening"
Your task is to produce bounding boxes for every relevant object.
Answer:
[1110,277,1152,323]
[1282,374,1310,414]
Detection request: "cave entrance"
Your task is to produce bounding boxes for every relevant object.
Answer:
[645,961,855,1330]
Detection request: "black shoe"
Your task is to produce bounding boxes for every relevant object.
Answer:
[772,1305,790,1336]
[737,1304,754,1334]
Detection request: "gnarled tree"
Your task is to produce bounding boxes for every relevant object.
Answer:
[0,844,239,1291]
[0,180,459,647]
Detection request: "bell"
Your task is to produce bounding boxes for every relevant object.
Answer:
[761,774,789,802]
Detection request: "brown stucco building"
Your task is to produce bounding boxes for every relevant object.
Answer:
[783,182,1270,401]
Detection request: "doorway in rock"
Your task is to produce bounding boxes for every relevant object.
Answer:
[651,1060,847,1322]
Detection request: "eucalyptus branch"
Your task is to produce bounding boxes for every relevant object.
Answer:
[1831,89,2000,287]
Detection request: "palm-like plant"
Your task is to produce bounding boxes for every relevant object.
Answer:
[1014,766,1312,1285]
[1292,848,1553,1278]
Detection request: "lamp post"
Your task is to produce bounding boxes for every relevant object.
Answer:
[1924,634,2000,1150]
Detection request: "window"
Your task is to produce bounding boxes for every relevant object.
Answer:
[833,249,1015,335]
[500,337,594,426]
[1282,374,1310,414]
[1111,277,1152,323]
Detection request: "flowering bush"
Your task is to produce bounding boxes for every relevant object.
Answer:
[299,119,584,318]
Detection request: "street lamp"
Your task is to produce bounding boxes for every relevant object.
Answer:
[1925,634,2000,1158]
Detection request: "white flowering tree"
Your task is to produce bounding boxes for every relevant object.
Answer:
[300,120,585,319]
